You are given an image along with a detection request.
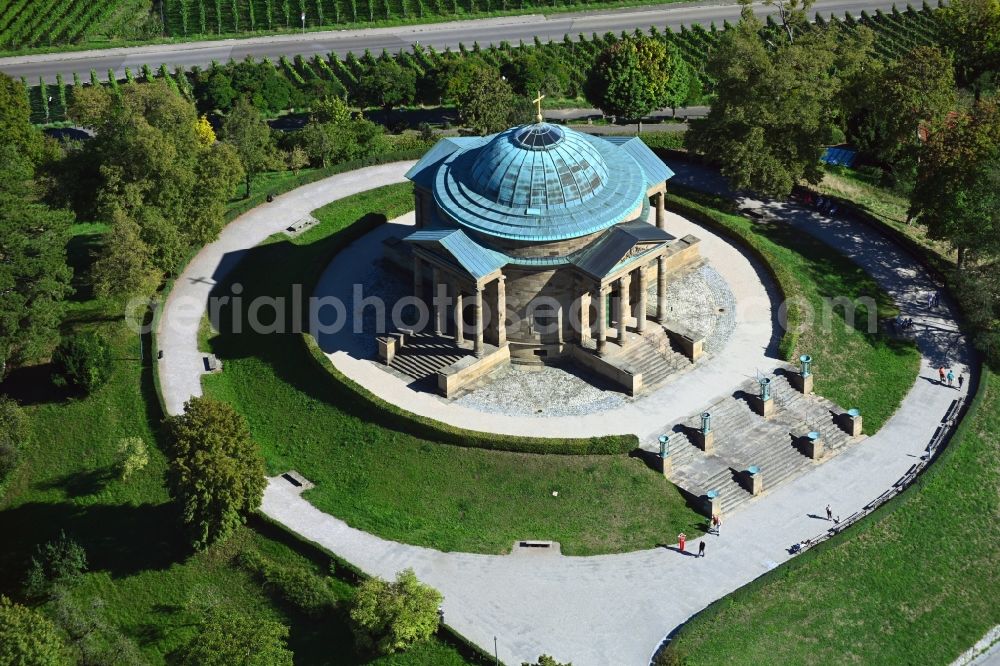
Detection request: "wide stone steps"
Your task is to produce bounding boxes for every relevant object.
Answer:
[388,333,471,381]
[661,367,864,517]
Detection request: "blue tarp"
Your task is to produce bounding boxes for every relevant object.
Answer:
[821,147,858,167]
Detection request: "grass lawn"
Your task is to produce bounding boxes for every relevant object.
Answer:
[667,190,921,433]
[661,369,1000,665]
[0,225,473,664]
[202,182,705,555]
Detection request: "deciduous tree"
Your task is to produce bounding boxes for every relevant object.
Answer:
[685,8,869,196]
[0,396,29,485]
[222,96,277,198]
[0,596,70,665]
[456,67,516,135]
[177,607,293,666]
[909,101,1000,269]
[165,396,266,550]
[350,568,442,655]
[850,47,956,182]
[358,57,416,113]
[938,0,1000,93]
[585,35,674,131]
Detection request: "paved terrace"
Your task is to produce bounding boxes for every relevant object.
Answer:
[157,160,974,665]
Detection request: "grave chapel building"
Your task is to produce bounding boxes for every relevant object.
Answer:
[379,117,703,397]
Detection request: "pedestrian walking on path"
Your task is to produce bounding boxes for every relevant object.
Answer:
[927,291,935,308]
[959,374,965,390]
[698,541,706,558]
[678,533,686,553]
[947,369,955,387]
[939,367,946,384]
[711,514,721,535]
[826,504,833,521]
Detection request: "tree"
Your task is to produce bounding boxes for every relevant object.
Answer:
[938,0,1000,93]
[909,101,1000,269]
[23,531,88,598]
[0,596,70,665]
[350,568,442,655]
[195,114,217,146]
[222,96,276,198]
[165,396,266,550]
[457,68,516,135]
[0,396,29,485]
[91,209,158,299]
[662,44,692,116]
[522,656,572,666]
[0,75,73,377]
[286,145,309,173]
[68,81,241,278]
[117,437,150,481]
[358,57,416,113]
[50,331,113,394]
[685,8,868,196]
[177,607,293,666]
[850,47,956,182]
[585,35,674,132]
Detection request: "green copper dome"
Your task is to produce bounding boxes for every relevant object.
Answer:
[433,123,647,242]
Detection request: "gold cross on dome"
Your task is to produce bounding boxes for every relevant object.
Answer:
[533,91,545,123]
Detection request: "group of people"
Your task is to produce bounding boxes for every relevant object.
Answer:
[939,367,963,389]
[890,316,915,333]
[800,191,838,215]
[675,514,722,559]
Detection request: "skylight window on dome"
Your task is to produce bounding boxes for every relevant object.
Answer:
[513,124,565,150]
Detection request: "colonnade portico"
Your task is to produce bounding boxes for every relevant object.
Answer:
[412,252,505,358]
[587,249,672,357]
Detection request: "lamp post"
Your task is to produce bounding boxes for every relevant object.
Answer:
[701,412,712,435]
[300,11,306,33]
[658,434,670,459]
[759,376,771,401]
[800,354,812,377]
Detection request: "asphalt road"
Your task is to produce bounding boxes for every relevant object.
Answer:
[3,0,900,84]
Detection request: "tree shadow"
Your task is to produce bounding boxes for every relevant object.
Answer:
[0,500,183,594]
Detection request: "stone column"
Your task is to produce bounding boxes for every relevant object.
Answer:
[473,286,484,357]
[453,284,464,345]
[495,276,507,348]
[579,291,592,345]
[596,285,609,356]
[432,267,444,336]
[636,266,648,334]
[617,273,631,346]
[657,255,668,324]
[413,255,423,298]
[655,191,666,230]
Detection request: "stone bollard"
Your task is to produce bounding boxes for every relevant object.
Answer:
[838,408,863,437]
[803,430,824,459]
[695,412,714,453]
[702,489,722,518]
[789,354,814,394]
[742,466,763,495]
[658,434,672,476]
[750,377,775,418]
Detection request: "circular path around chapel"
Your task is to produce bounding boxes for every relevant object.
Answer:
[155,160,975,666]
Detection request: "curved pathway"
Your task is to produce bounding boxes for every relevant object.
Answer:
[158,161,974,665]
[156,161,414,417]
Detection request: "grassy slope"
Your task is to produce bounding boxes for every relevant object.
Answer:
[663,370,1000,665]
[202,182,704,555]
[0,224,470,664]
[667,190,920,433]
[817,165,956,266]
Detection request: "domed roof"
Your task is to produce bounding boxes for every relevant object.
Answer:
[432,123,647,242]
[467,124,608,209]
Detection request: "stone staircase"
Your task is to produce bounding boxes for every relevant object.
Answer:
[387,333,472,381]
[616,327,692,390]
[655,368,865,517]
